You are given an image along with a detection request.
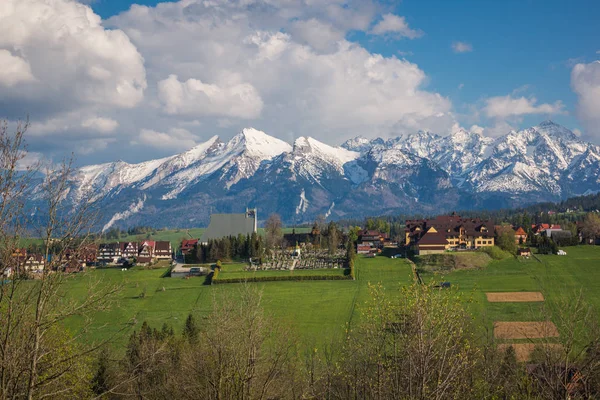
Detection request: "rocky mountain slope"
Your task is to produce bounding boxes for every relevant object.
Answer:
[32,122,600,229]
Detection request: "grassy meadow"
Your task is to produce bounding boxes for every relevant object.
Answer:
[57,245,600,352]
[61,254,413,351]
[418,246,600,339]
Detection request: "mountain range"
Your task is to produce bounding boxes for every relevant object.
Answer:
[32,121,600,230]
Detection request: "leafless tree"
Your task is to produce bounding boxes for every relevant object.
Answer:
[178,284,296,400]
[526,290,600,399]
[581,213,600,244]
[264,213,283,252]
[0,119,122,399]
[338,282,480,400]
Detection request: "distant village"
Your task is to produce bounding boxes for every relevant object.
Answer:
[5,204,597,279]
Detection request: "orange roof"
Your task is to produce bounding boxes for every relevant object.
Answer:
[515,227,527,235]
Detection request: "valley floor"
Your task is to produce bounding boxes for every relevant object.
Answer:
[61,246,600,352]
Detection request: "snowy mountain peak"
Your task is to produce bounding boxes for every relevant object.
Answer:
[534,120,578,141]
[228,128,292,158]
[293,136,359,164]
[37,120,600,228]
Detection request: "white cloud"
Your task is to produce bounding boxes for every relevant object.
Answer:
[0,0,458,163]
[81,117,119,133]
[458,83,464,90]
[110,2,453,142]
[370,14,423,38]
[469,124,485,135]
[452,41,473,53]
[0,50,35,87]
[30,114,118,136]
[288,18,345,53]
[157,74,264,119]
[484,95,565,118]
[135,128,200,151]
[0,0,146,114]
[571,61,600,137]
[16,151,44,171]
[76,138,116,155]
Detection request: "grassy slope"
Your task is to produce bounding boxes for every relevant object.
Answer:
[419,246,600,336]
[62,254,413,351]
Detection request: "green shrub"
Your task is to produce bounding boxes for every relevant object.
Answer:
[478,246,513,260]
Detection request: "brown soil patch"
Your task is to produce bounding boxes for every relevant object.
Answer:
[494,321,559,339]
[486,292,544,302]
[498,343,563,362]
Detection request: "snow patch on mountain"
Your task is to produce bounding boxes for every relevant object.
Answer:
[296,188,309,215]
[102,195,146,232]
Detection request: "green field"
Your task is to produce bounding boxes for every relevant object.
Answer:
[62,255,413,350]
[418,246,600,336]
[59,246,600,352]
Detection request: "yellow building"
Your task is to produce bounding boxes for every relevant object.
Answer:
[405,214,495,254]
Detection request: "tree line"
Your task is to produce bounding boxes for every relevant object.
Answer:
[188,232,265,263]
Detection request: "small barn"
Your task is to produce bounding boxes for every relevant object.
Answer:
[517,248,532,257]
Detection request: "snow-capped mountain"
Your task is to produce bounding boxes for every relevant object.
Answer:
[31,122,600,228]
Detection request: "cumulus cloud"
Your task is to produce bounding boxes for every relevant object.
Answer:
[370,14,423,38]
[81,117,119,133]
[288,19,345,53]
[109,2,453,143]
[134,128,200,151]
[1,0,458,163]
[0,0,146,116]
[452,41,473,53]
[571,61,600,137]
[484,95,565,118]
[0,50,35,87]
[157,74,264,119]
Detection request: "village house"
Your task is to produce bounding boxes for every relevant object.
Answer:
[23,254,45,273]
[137,241,155,264]
[514,227,528,244]
[357,244,374,255]
[405,213,495,255]
[531,223,561,235]
[154,241,172,260]
[180,239,198,256]
[122,242,139,259]
[356,229,390,254]
[98,242,122,263]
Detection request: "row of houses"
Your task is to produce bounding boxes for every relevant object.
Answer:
[356,230,395,254]
[405,214,496,255]
[7,245,99,276]
[98,240,172,264]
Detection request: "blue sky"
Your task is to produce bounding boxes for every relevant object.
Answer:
[87,0,600,132]
[2,0,600,165]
